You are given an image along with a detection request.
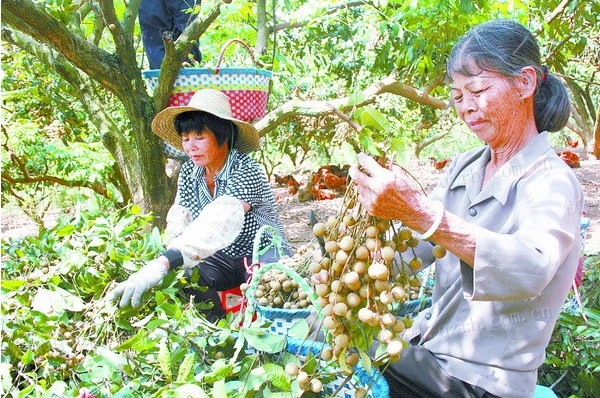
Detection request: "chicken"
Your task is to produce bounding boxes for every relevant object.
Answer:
[429,157,450,171]
[557,150,580,168]
[311,186,337,201]
[274,174,301,195]
[323,171,347,190]
[566,136,579,148]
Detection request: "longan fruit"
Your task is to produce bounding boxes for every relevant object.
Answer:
[355,245,370,260]
[312,222,327,237]
[380,246,396,262]
[387,340,403,357]
[432,245,447,258]
[338,235,355,252]
[285,362,299,376]
[397,227,412,241]
[365,225,378,238]
[408,257,422,270]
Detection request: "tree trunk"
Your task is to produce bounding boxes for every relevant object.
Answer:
[594,106,600,159]
[2,0,176,226]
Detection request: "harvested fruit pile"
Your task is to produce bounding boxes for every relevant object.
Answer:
[250,267,311,309]
[240,243,317,310]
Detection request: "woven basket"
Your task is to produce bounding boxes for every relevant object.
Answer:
[244,262,316,336]
[285,337,389,398]
[142,39,272,122]
[256,305,313,336]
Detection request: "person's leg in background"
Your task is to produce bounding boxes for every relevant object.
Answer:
[139,0,202,69]
[138,0,169,69]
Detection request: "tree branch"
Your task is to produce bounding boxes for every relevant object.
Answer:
[268,1,370,34]
[2,0,127,95]
[153,0,224,111]
[96,0,134,65]
[2,27,134,202]
[1,128,110,198]
[255,71,449,136]
[122,0,142,37]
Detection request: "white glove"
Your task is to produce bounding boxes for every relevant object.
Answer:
[167,195,245,268]
[106,259,169,307]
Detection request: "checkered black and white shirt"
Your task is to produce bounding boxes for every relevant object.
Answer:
[173,149,289,258]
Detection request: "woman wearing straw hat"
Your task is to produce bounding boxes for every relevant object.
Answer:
[107,89,290,320]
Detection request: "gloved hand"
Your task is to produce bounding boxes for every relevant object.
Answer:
[106,259,169,307]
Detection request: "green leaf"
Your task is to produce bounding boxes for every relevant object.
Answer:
[31,286,85,314]
[158,341,172,382]
[20,350,34,365]
[358,128,382,157]
[176,353,196,383]
[263,363,290,390]
[390,137,408,164]
[242,328,286,353]
[287,319,309,340]
[359,350,372,373]
[55,225,75,237]
[346,91,366,107]
[146,319,170,331]
[1,279,25,291]
[115,329,147,352]
[204,359,233,383]
[358,107,390,131]
[174,384,209,398]
[341,142,359,167]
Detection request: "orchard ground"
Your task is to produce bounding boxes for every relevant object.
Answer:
[273,157,600,258]
[2,158,599,258]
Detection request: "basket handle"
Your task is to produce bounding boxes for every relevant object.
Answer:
[251,225,286,264]
[215,38,258,71]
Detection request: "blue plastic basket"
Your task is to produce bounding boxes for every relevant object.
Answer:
[256,305,313,336]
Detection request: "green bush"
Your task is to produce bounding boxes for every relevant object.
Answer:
[0,198,332,397]
[538,254,600,398]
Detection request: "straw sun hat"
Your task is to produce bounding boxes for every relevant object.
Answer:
[151,89,260,154]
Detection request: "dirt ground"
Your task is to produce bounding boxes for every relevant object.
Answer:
[273,158,600,257]
[2,158,599,257]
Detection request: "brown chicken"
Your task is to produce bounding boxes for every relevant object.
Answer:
[274,174,301,195]
[429,157,450,170]
[298,164,349,201]
[557,150,580,168]
[566,136,579,148]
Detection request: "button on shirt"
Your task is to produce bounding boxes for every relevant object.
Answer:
[403,132,583,398]
[169,149,290,258]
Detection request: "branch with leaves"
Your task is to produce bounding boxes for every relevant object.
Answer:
[1,127,110,199]
[256,70,449,136]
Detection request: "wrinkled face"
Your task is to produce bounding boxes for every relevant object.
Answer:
[181,129,229,167]
[450,66,523,148]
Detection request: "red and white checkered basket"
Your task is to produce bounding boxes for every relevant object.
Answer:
[143,39,271,121]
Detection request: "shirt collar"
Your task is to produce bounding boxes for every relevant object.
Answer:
[451,132,553,205]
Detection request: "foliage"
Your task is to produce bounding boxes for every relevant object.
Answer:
[0,198,372,397]
[2,0,599,224]
[538,254,600,398]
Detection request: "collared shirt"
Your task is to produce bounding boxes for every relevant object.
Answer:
[404,132,583,398]
[167,149,289,258]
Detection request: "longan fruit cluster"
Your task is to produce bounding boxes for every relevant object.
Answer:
[309,189,445,365]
